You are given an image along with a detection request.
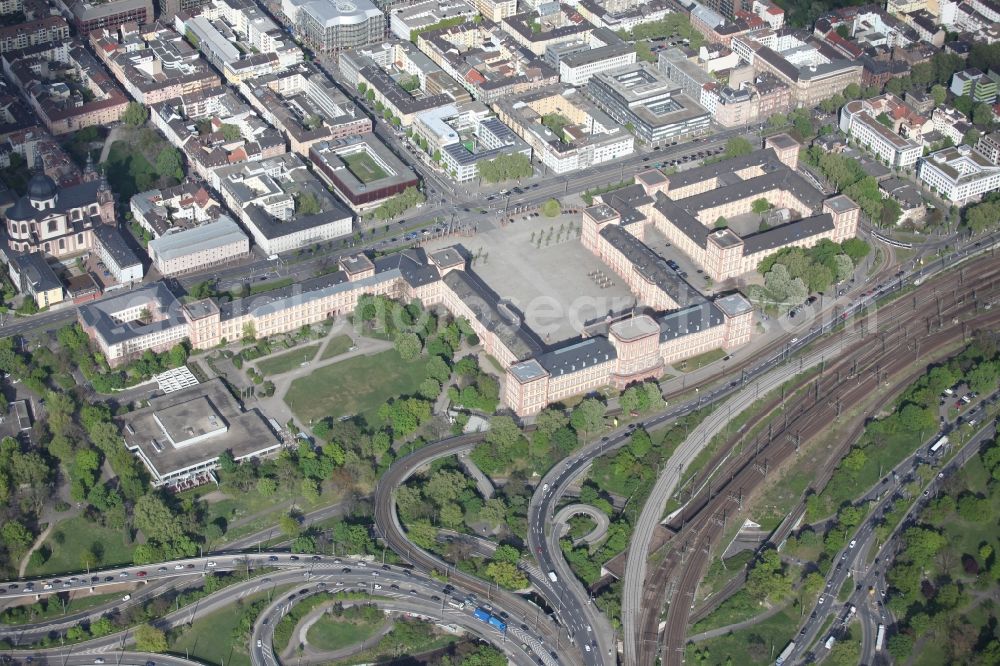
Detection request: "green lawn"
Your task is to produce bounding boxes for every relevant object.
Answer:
[26,516,135,577]
[249,277,294,295]
[691,589,766,634]
[256,344,320,376]
[306,615,385,651]
[342,151,388,184]
[676,348,726,373]
[1,591,125,625]
[170,586,290,666]
[319,335,354,360]
[284,348,429,426]
[698,551,753,601]
[688,604,799,665]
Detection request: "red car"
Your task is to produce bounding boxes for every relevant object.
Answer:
[137,571,147,577]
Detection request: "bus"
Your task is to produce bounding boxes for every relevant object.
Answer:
[930,435,949,455]
[876,624,886,651]
[487,615,507,632]
[473,608,491,623]
[775,641,795,666]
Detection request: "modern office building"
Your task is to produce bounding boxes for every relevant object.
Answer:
[309,133,420,209]
[147,216,251,276]
[587,63,710,146]
[118,378,281,489]
[282,0,384,53]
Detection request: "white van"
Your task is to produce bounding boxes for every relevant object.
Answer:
[547,571,558,583]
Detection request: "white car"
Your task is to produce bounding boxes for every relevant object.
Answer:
[122,594,131,601]
[43,584,53,590]
[849,540,857,549]
[256,639,262,648]
[174,564,185,570]
[818,596,825,604]
[206,561,217,567]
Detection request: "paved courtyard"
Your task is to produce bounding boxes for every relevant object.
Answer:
[424,213,636,343]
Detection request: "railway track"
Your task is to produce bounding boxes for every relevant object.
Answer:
[634,256,1000,666]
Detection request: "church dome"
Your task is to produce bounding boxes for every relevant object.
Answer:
[6,196,36,222]
[26,171,57,201]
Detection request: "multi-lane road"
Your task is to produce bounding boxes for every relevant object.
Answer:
[0,553,554,665]
[791,416,997,665]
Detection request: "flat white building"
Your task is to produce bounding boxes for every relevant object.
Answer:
[148,216,250,276]
[389,0,477,41]
[216,154,354,255]
[917,145,1000,204]
[93,225,144,284]
[840,100,922,169]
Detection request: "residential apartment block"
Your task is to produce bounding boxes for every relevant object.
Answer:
[388,0,478,41]
[130,182,223,237]
[839,99,922,169]
[917,145,1000,203]
[2,41,130,134]
[0,16,69,54]
[415,20,559,103]
[411,102,531,182]
[215,153,354,255]
[493,84,634,174]
[243,64,372,155]
[93,24,220,105]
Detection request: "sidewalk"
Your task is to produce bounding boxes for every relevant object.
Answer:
[246,331,392,431]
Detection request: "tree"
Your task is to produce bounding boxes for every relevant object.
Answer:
[406,520,437,549]
[541,199,561,217]
[256,476,278,496]
[295,192,322,216]
[476,153,533,183]
[133,494,185,546]
[903,526,946,569]
[629,428,652,458]
[931,84,947,107]
[279,513,300,536]
[155,147,183,181]
[485,560,528,589]
[393,331,422,361]
[570,398,605,438]
[714,216,727,229]
[241,321,256,343]
[724,136,753,158]
[220,123,241,141]
[133,624,167,652]
[973,102,994,126]
[751,198,772,214]
[1,520,33,557]
[835,24,850,39]
[122,102,148,127]
[843,83,862,100]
